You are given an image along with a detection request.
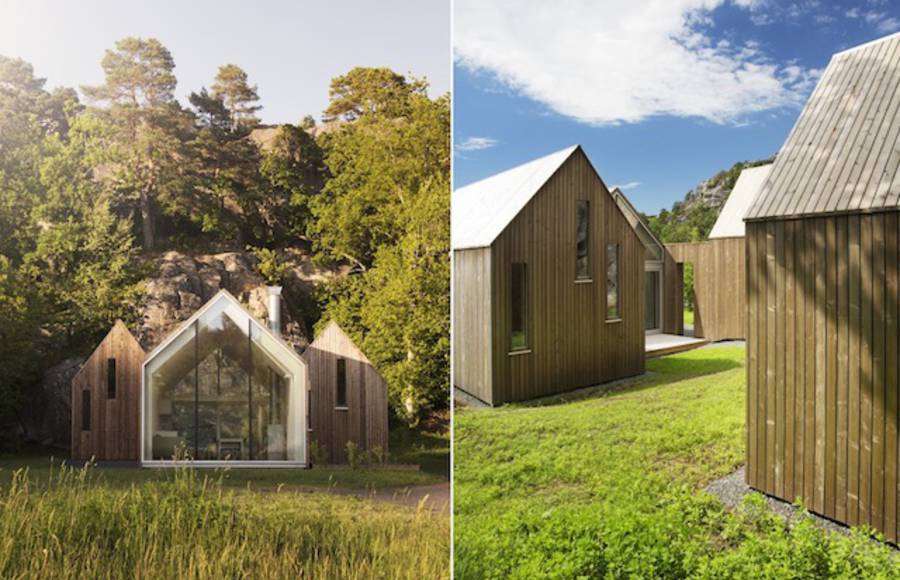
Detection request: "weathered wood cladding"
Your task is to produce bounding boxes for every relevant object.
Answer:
[304,322,389,464]
[487,149,645,404]
[71,321,145,462]
[665,237,746,341]
[746,213,900,541]
[662,252,683,335]
[452,248,494,404]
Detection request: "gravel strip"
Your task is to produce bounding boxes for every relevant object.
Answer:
[707,465,852,537]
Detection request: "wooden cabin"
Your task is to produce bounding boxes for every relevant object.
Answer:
[303,321,389,464]
[745,32,900,541]
[452,145,645,405]
[71,320,145,462]
[72,290,389,466]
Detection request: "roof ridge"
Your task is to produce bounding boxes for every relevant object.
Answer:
[833,30,900,58]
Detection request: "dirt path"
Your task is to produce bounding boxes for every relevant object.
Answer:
[325,482,450,513]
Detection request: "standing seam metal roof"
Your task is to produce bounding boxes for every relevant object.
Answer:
[746,32,900,220]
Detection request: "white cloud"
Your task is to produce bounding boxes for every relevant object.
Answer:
[846,8,900,33]
[454,0,819,126]
[455,136,499,151]
[611,181,641,191]
[878,17,900,33]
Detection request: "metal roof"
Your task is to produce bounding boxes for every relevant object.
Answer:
[747,32,900,220]
[610,187,665,260]
[709,164,772,238]
[451,145,579,250]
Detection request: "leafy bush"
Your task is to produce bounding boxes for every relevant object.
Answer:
[346,441,363,469]
[308,441,328,467]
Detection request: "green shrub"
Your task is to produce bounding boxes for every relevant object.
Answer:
[308,441,328,467]
[346,441,363,469]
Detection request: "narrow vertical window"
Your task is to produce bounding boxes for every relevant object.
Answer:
[511,262,528,350]
[575,200,590,279]
[336,358,348,408]
[82,389,91,431]
[606,244,619,319]
[107,358,117,399]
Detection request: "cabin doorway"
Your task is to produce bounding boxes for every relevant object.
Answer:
[644,265,662,334]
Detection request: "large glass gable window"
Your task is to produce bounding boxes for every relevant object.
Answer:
[144,295,303,462]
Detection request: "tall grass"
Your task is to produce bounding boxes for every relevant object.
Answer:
[0,464,448,579]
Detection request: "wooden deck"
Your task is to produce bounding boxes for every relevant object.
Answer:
[645,333,707,358]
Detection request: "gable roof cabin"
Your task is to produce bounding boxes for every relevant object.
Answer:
[71,320,145,462]
[452,145,645,404]
[304,321,389,464]
[708,163,773,239]
[743,32,900,542]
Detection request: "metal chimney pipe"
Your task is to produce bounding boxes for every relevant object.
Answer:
[266,286,282,336]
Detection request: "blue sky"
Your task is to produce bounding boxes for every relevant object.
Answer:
[453,0,900,214]
[0,0,450,125]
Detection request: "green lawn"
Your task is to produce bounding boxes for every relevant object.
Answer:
[684,308,694,325]
[454,346,898,579]
[0,425,448,492]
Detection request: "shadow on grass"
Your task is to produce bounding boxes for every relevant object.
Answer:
[390,426,450,479]
[513,347,744,409]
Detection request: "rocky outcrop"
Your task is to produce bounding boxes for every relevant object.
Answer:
[138,250,313,351]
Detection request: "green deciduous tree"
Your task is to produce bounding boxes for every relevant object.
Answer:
[315,72,450,422]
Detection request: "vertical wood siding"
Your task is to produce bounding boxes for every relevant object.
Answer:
[487,149,645,404]
[452,248,493,404]
[665,237,747,341]
[71,321,145,462]
[304,322,389,464]
[746,213,900,541]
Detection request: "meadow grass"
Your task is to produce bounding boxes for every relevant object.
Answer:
[0,463,449,579]
[0,424,448,492]
[454,346,899,579]
[684,308,694,326]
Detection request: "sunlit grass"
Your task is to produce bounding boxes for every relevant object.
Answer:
[0,463,448,578]
[454,346,899,578]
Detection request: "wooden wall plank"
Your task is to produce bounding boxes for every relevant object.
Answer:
[871,216,886,532]
[836,216,849,521]
[747,223,759,487]
[859,215,873,526]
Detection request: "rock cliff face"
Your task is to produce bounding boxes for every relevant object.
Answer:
[137,250,312,352]
[21,249,343,449]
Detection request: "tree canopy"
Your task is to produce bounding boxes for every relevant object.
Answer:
[0,38,448,436]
